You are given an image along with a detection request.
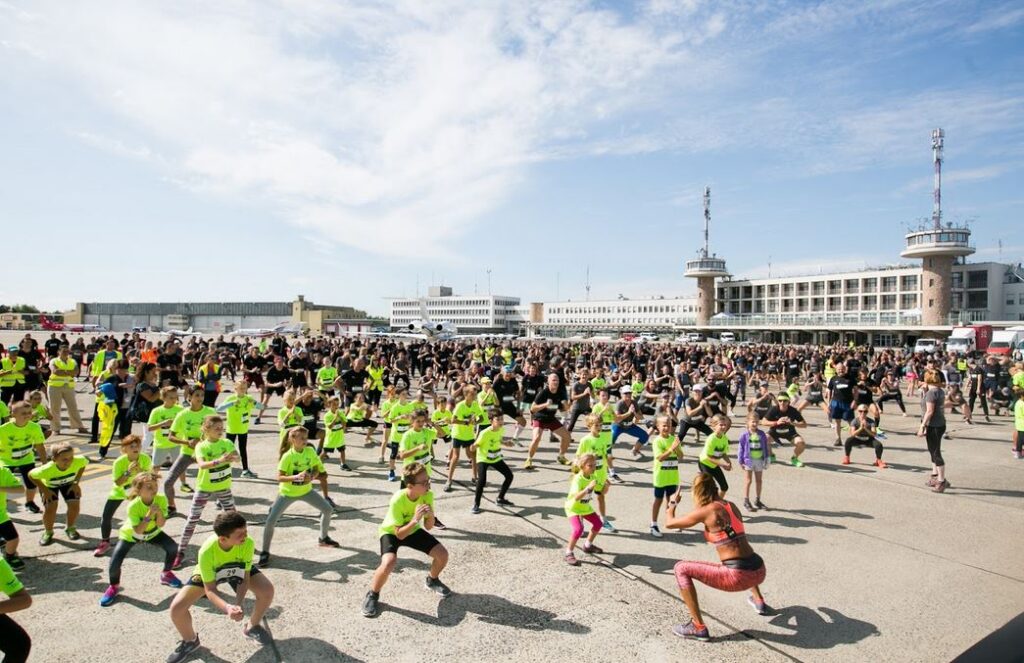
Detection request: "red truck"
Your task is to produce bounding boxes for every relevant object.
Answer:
[945,324,992,355]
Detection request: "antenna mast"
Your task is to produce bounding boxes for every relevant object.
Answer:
[702,186,711,257]
[932,128,943,229]
[585,265,591,301]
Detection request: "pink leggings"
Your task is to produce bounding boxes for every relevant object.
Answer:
[569,513,603,539]
[674,559,766,591]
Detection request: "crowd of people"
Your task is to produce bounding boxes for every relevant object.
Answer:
[0,329,1022,661]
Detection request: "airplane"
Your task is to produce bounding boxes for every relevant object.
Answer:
[39,315,106,333]
[159,327,204,338]
[233,322,306,338]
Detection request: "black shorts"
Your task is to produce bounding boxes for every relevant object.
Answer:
[186,566,262,589]
[500,403,519,418]
[388,442,399,460]
[768,429,797,442]
[453,438,474,449]
[0,519,18,542]
[11,464,35,489]
[266,386,286,397]
[42,484,78,504]
[379,528,440,557]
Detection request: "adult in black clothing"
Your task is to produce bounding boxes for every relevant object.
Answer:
[44,334,61,359]
[762,393,806,466]
[157,343,183,387]
[128,362,161,443]
[563,367,593,438]
[241,348,266,393]
[523,372,571,468]
[493,366,526,439]
[677,385,714,443]
[289,351,310,389]
[16,340,42,395]
[340,359,370,407]
[827,362,855,446]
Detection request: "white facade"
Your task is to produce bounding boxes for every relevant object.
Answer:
[540,297,699,330]
[389,292,522,333]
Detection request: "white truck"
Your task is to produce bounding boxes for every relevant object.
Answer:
[913,338,942,355]
[989,327,1024,357]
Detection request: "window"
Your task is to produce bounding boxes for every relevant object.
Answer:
[844,279,859,293]
[951,272,964,289]
[812,297,824,312]
[1009,298,1016,306]
[1020,294,1024,305]
[812,281,825,296]
[967,270,988,288]
[844,296,858,310]
[755,285,765,298]
[882,276,897,292]
[782,283,794,296]
[828,297,841,310]
[901,275,918,290]
[881,295,897,310]
[828,280,841,294]
[900,294,917,309]
[967,291,987,308]
[768,285,779,297]
[863,296,877,310]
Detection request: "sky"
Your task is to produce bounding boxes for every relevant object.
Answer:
[1,0,1023,316]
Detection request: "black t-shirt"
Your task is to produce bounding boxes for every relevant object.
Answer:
[157,352,182,377]
[265,366,291,387]
[493,376,519,404]
[828,375,854,404]
[532,387,566,422]
[44,338,62,357]
[521,375,545,403]
[569,381,592,410]
[765,406,803,436]
[341,369,369,395]
[785,360,802,380]
[242,355,265,374]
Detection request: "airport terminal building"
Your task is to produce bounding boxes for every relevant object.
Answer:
[389,286,527,335]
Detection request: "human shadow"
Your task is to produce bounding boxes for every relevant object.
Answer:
[258,545,387,584]
[746,515,845,531]
[386,592,590,633]
[442,528,561,550]
[17,556,107,594]
[953,609,1024,662]
[610,550,687,574]
[779,509,873,520]
[949,486,1024,499]
[246,637,367,663]
[805,462,878,475]
[724,605,880,649]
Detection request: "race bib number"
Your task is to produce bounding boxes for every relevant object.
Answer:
[214,564,246,583]
[49,474,75,486]
[10,446,31,459]
[208,465,231,482]
[486,451,501,460]
[660,460,678,469]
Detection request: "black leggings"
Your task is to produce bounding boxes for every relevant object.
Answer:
[474,460,513,507]
[877,392,905,413]
[925,425,945,467]
[844,436,883,459]
[108,531,178,585]
[698,463,729,493]
[0,614,30,663]
[0,384,27,405]
[968,391,988,417]
[100,498,124,541]
[564,407,591,434]
[1015,430,1024,454]
[347,419,379,430]
[227,433,249,470]
[678,420,712,443]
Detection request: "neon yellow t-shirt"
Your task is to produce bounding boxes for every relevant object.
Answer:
[29,456,89,488]
[379,489,434,537]
[399,428,434,467]
[474,427,505,465]
[194,438,235,492]
[170,406,216,458]
[277,446,324,498]
[431,409,452,436]
[148,404,183,450]
[452,400,484,441]
[389,401,415,437]
[564,471,597,516]
[0,466,21,525]
[576,434,609,487]
[700,432,730,469]
[108,453,153,501]
[221,394,257,435]
[119,495,169,542]
[0,421,45,467]
[652,434,681,488]
[323,409,347,449]
[194,534,255,585]
[0,557,23,597]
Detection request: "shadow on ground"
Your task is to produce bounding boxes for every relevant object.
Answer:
[385,592,590,633]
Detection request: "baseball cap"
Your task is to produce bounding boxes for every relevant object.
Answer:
[7,345,17,352]
[98,383,117,404]
[692,384,705,392]
[480,376,492,384]
[777,393,790,401]
[620,386,632,395]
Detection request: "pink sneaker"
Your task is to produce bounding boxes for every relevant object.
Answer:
[93,540,111,557]
[160,571,183,588]
[99,584,119,607]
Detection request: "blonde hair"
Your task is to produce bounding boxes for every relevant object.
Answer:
[710,414,732,429]
[128,471,161,500]
[923,369,942,386]
[280,426,307,458]
[691,472,720,507]
[120,434,142,447]
[573,452,598,475]
[584,413,601,430]
[402,462,427,485]
[200,415,224,439]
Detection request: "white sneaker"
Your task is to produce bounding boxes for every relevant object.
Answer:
[649,525,663,538]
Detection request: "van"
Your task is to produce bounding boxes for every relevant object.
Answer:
[686,332,706,343]
[719,332,736,343]
[913,338,941,354]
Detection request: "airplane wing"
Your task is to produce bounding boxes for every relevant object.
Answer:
[340,330,431,340]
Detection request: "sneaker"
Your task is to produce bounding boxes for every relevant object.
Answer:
[167,636,201,663]
[258,551,270,568]
[66,527,81,541]
[564,551,580,566]
[926,475,939,487]
[93,540,112,557]
[239,469,257,479]
[609,473,625,484]
[425,575,452,597]
[160,459,173,469]
[495,497,515,507]
[649,525,663,538]
[179,483,194,495]
[841,456,851,465]
[167,506,178,518]
[932,479,949,493]
[557,455,570,466]
[341,463,353,471]
[160,571,183,588]
[5,553,24,570]
[470,476,477,485]
[443,483,453,493]
[769,454,778,463]
[631,448,643,460]
[325,496,338,510]
[39,531,54,546]
[171,552,185,571]
[25,502,41,514]
[671,620,710,642]
[1014,450,1022,460]
[243,623,272,645]
[433,518,448,531]
[602,518,617,533]
[99,584,120,607]
[874,459,887,469]
[790,456,805,468]
[318,536,340,548]
[754,499,767,510]
[582,542,604,554]
[747,595,770,616]
[387,471,396,482]
[522,458,534,470]
[833,438,842,447]
[470,504,481,515]
[743,498,756,511]
[362,591,380,618]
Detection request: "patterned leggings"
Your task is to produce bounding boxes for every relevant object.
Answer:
[177,489,235,551]
[674,559,766,591]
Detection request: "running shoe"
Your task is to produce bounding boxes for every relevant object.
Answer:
[166,636,201,663]
[25,502,40,514]
[470,504,481,515]
[425,575,452,597]
[239,470,257,479]
[258,551,270,568]
[932,480,949,493]
[833,438,842,447]
[66,527,81,541]
[602,518,617,533]
[754,499,767,510]
[557,455,570,466]
[671,621,710,642]
[876,430,888,440]
[243,623,272,645]
[93,540,111,557]
[160,459,173,469]
[743,498,756,512]
[99,584,120,607]
[160,571,183,588]
[167,506,178,518]
[318,536,340,548]
[362,591,380,618]
[443,483,453,493]
[631,448,643,460]
[582,542,604,554]
[387,470,396,482]
[325,496,338,510]
[564,551,580,566]
[747,595,770,616]
[179,483,194,495]
[1013,450,1022,460]
[341,463,353,471]
[522,457,533,470]
[926,475,939,487]
[841,456,851,465]
[609,473,625,484]
[790,457,805,468]
[874,459,887,469]
[649,525,663,538]
[171,552,185,570]
[495,497,515,507]
[5,553,24,570]
[434,518,448,531]
[39,531,54,546]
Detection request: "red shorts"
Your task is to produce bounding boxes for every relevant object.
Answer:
[531,419,564,432]
[244,372,264,388]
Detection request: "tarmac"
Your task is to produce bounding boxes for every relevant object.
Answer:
[3,346,1023,662]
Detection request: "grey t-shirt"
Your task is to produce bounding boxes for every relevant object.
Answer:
[921,387,946,428]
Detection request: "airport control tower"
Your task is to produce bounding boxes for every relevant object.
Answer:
[685,187,730,326]
[900,129,974,326]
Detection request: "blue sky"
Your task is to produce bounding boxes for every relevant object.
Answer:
[2,0,1023,316]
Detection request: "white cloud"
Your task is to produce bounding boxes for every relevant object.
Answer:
[964,5,1024,34]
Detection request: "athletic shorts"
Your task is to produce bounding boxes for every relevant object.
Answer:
[0,519,18,541]
[531,419,563,432]
[41,484,78,504]
[829,400,854,422]
[244,373,264,388]
[500,403,519,419]
[266,386,286,397]
[805,396,823,405]
[379,528,440,557]
[653,485,679,499]
[11,464,35,489]
[186,566,262,589]
[768,429,797,442]
[388,442,399,460]
[453,437,474,449]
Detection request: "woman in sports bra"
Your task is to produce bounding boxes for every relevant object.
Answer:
[664,472,770,642]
